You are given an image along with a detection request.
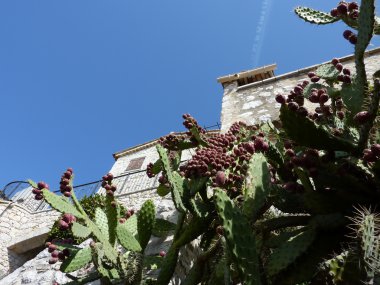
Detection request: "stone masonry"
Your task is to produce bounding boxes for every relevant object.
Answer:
[220,47,380,132]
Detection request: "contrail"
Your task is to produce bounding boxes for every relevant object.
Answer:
[251,0,273,67]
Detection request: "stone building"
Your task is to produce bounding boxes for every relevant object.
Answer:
[1,46,380,284]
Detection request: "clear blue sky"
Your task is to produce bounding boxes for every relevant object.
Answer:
[1,1,379,190]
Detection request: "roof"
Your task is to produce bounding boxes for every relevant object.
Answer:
[113,130,220,160]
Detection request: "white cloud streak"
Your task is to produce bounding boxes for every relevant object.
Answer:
[251,0,273,67]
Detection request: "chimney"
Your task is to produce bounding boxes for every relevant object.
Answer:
[217,64,277,88]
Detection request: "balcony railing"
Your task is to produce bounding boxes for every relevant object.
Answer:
[2,169,159,212]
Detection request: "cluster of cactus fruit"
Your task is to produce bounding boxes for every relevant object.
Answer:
[26,0,380,284]
[140,1,380,284]
[28,168,177,285]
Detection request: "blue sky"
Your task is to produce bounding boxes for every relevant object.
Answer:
[1,1,379,190]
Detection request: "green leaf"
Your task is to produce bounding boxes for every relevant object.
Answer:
[60,247,92,273]
[71,222,91,239]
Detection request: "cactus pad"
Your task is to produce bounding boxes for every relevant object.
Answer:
[42,189,84,218]
[124,214,138,236]
[60,247,92,273]
[137,199,156,251]
[215,189,261,285]
[294,7,339,25]
[243,153,271,221]
[71,222,91,239]
[116,223,142,252]
[95,207,109,241]
[315,63,340,80]
[152,218,176,237]
[266,226,316,277]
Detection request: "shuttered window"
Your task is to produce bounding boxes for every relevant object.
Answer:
[126,157,145,171]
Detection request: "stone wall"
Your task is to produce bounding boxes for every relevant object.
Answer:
[220,48,380,132]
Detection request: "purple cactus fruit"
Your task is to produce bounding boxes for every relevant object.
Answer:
[106,173,114,181]
[309,93,320,103]
[288,101,299,112]
[348,2,359,11]
[363,151,377,163]
[337,2,348,15]
[216,225,224,235]
[62,213,76,224]
[104,184,112,191]
[125,211,131,219]
[343,68,351,75]
[335,63,343,72]
[297,106,309,117]
[37,181,48,190]
[330,8,339,17]
[285,149,296,157]
[284,141,292,149]
[343,30,353,40]
[106,190,114,197]
[319,94,329,104]
[58,220,69,231]
[215,171,226,186]
[349,34,357,44]
[32,188,42,195]
[331,58,340,66]
[63,171,72,179]
[349,10,359,19]
[62,248,70,257]
[102,175,108,181]
[63,191,72,198]
[58,252,66,261]
[308,167,319,178]
[343,75,351,84]
[51,250,59,258]
[48,244,57,252]
[371,144,380,157]
[254,137,265,151]
[337,111,345,120]
[308,72,316,78]
[294,86,303,95]
[110,185,117,192]
[129,209,135,215]
[49,257,58,264]
[67,168,73,174]
[61,178,70,186]
[119,218,126,224]
[283,182,298,192]
[310,76,320,83]
[354,111,371,124]
[275,94,286,104]
[35,194,43,200]
[337,74,345,82]
[159,251,166,257]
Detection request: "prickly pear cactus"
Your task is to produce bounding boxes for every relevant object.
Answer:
[27,170,156,285]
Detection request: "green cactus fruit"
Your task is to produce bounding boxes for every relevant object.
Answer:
[214,189,261,285]
[279,104,356,153]
[266,226,316,277]
[42,189,84,218]
[152,218,176,238]
[60,247,92,273]
[316,63,341,80]
[95,207,109,241]
[156,144,186,213]
[243,153,271,221]
[71,222,91,239]
[124,214,138,236]
[294,7,339,25]
[137,199,156,251]
[116,222,142,252]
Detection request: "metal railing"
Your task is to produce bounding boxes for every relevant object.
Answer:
[2,169,159,212]
[1,122,221,212]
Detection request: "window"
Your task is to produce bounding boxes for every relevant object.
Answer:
[125,157,145,171]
